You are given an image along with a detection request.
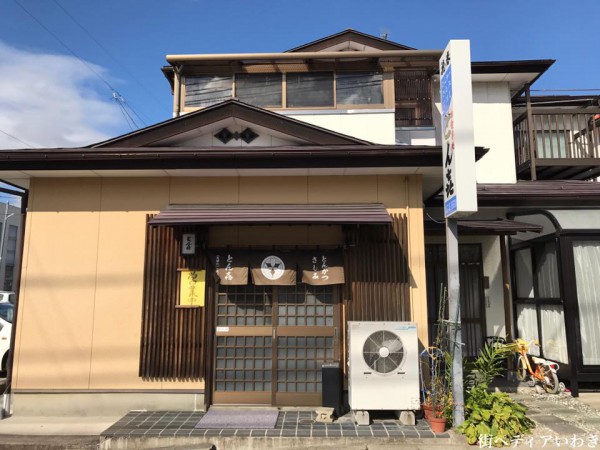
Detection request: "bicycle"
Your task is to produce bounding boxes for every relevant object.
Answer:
[512,338,560,394]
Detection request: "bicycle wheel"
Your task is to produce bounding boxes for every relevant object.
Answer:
[543,368,559,394]
[516,356,528,382]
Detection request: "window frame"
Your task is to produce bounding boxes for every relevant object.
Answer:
[181,70,387,112]
[234,73,283,108]
[511,237,568,363]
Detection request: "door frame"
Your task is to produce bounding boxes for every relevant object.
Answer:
[209,283,342,406]
[425,243,487,356]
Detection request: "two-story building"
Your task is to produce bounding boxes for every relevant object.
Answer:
[1,30,599,416]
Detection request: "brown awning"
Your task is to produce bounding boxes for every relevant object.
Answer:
[458,219,543,235]
[426,180,600,208]
[425,218,543,235]
[149,203,393,225]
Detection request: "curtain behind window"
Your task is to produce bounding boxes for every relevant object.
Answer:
[516,304,540,356]
[536,242,560,298]
[514,248,534,299]
[540,305,568,363]
[573,241,600,365]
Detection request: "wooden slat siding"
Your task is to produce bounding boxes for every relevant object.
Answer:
[202,272,216,408]
[139,215,208,379]
[343,214,410,322]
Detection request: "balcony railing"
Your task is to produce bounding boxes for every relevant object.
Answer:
[514,108,600,180]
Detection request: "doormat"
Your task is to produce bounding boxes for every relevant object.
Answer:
[195,409,279,429]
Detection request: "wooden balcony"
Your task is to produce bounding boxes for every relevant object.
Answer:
[513,107,600,180]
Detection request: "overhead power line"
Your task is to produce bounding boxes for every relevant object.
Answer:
[531,89,600,92]
[13,0,147,129]
[0,128,36,148]
[51,0,163,118]
[112,92,139,131]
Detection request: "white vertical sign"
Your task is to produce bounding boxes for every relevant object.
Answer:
[182,233,196,255]
[440,40,478,218]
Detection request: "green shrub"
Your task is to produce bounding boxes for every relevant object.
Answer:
[463,341,514,392]
[457,386,534,447]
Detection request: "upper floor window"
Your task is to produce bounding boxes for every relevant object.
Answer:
[185,75,233,107]
[536,130,568,158]
[183,71,385,110]
[336,72,383,105]
[236,73,282,107]
[286,72,334,108]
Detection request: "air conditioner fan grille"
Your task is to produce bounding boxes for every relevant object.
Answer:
[362,330,405,374]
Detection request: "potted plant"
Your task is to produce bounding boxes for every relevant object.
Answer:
[426,352,451,433]
[421,395,433,419]
[420,287,452,433]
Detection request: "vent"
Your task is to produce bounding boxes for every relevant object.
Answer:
[214,128,233,144]
[214,127,259,144]
[362,330,404,374]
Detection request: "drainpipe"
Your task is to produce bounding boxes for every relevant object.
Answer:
[1,186,28,419]
[173,65,183,118]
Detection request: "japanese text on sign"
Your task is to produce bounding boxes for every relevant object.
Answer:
[181,233,196,255]
[439,40,477,218]
[311,255,330,282]
[179,269,205,306]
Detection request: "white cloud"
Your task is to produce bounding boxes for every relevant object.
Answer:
[0,42,125,149]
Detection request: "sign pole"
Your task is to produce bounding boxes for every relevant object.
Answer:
[446,218,464,426]
[439,40,477,428]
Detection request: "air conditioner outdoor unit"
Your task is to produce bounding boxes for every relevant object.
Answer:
[348,321,420,425]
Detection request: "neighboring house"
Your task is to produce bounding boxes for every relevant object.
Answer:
[0,30,599,417]
[0,202,20,293]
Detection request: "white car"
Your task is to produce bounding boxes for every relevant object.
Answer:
[0,292,14,304]
[0,303,12,372]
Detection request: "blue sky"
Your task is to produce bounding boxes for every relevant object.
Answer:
[0,0,598,148]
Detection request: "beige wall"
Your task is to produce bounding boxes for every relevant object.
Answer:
[14,174,427,391]
[285,112,396,144]
[433,81,517,184]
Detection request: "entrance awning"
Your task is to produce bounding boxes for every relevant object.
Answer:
[148,203,393,225]
[457,219,543,235]
[425,218,543,235]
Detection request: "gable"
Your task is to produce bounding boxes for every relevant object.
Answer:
[92,100,372,149]
[148,118,308,147]
[286,29,415,53]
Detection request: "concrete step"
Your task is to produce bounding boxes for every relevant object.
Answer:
[100,436,463,450]
[0,435,101,449]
